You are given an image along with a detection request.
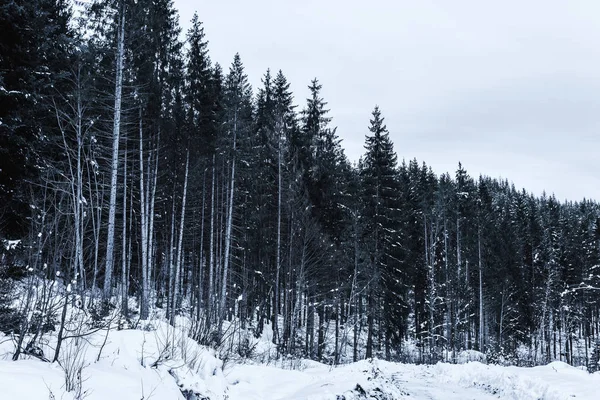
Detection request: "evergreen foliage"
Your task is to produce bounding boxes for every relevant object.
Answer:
[1,1,599,369]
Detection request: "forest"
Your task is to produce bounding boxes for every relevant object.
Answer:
[1,0,600,370]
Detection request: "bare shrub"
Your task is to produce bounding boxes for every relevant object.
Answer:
[57,337,90,399]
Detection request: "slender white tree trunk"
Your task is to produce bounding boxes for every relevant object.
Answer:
[425,217,436,358]
[274,121,282,345]
[499,287,505,346]
[456,216,461,279]
[104,3,126,297]
[75,83,84,290]
[219,112,237,334]
[197,170,206,321]
[139,113,149,319]
[444,217,452,361]
[172,153,189,324]
[478,227,484,351]
[90,152,103,300]
[168,197,176,319]
[55,66,85,291]
[456,215,463,350]
[121,141,128,316]
[208,156,216,326]
[147,135,159,292]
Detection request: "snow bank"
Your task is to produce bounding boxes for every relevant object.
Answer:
[227,358,600,399]
[434,360,600,400]
[3,311,600,400]
[0,320,228,400]
[227,360,408,400]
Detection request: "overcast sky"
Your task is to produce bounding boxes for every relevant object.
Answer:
[172,0,600,202]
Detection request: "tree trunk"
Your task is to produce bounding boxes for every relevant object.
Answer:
[197,170,206,322]
[172,153,189,324]
[274,122,282,345]
[219,111,237,335]
[478,227,484,352]
[139,114,150,320]
[366,289,374,359]
[146,136,159,315]
[208,156,216,327]
[121,141,128,316]
[168,197,176,320]
[104,2,126,298]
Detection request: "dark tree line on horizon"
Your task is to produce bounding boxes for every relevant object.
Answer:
[2,0,600,369]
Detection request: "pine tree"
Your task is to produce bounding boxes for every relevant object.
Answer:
[296,78,330,190]
[185,13,218,156]
[0,0,74,237]
[361,106,403,359]
[218,53,253,334]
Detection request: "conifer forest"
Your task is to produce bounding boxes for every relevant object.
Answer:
[2,0,600,371]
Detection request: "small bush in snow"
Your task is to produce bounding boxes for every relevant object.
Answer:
[57,337,89,398]
[456,350,487,364]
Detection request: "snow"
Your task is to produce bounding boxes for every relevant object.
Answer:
[0,320,228,400]
[1,315,599,399]
[226,359,600,400]
[455,349,487,364]
[436,361,600,400]
[3,239,21,250]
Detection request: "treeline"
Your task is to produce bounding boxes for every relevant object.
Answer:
[1,0,600,368]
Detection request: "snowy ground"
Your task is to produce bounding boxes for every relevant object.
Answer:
[0,320,229,400]
[226,359,600,400]
[2,320,600,399]
[226,360,493,400]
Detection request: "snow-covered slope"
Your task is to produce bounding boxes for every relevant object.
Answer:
[2,320,600,400]
[0,321,228,400]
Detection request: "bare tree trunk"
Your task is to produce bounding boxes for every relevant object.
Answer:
[56,73,85,293]
[127,184,133,314]
[456,214,462,351]
[354,295,361,362]
[274,123,282,345]
[219,112,237,335]
[424,216,430,356]
[121,142,128,316]
[74,83,84,291]
[426,216,438,361]
[104,2,126,298]
[366,288,374,359]
[335,299,340,364]
[52,288,70,363]
[168,197,176,320]
[307,297,315,357]
[367,184,380,360]
[139,113,149,319]
[456,216,461,280]
[197,170,206,321]
[284,212,295,351]
[444,217,451,360]
[208,156,216,327]
[292,230,306,355]
[352,214,360,362]
[478,227,484,351]
[147,135,159,303]
[172,153,189,325]
[499,286,505,347]
[90,151,103,302]
[216,163,225,319]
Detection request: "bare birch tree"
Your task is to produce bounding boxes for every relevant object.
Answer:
[103,1,126,297]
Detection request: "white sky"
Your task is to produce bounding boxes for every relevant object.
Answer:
[172,0,600,202]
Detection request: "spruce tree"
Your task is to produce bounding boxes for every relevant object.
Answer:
[0,0,74,237]
[361,106,403,359]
